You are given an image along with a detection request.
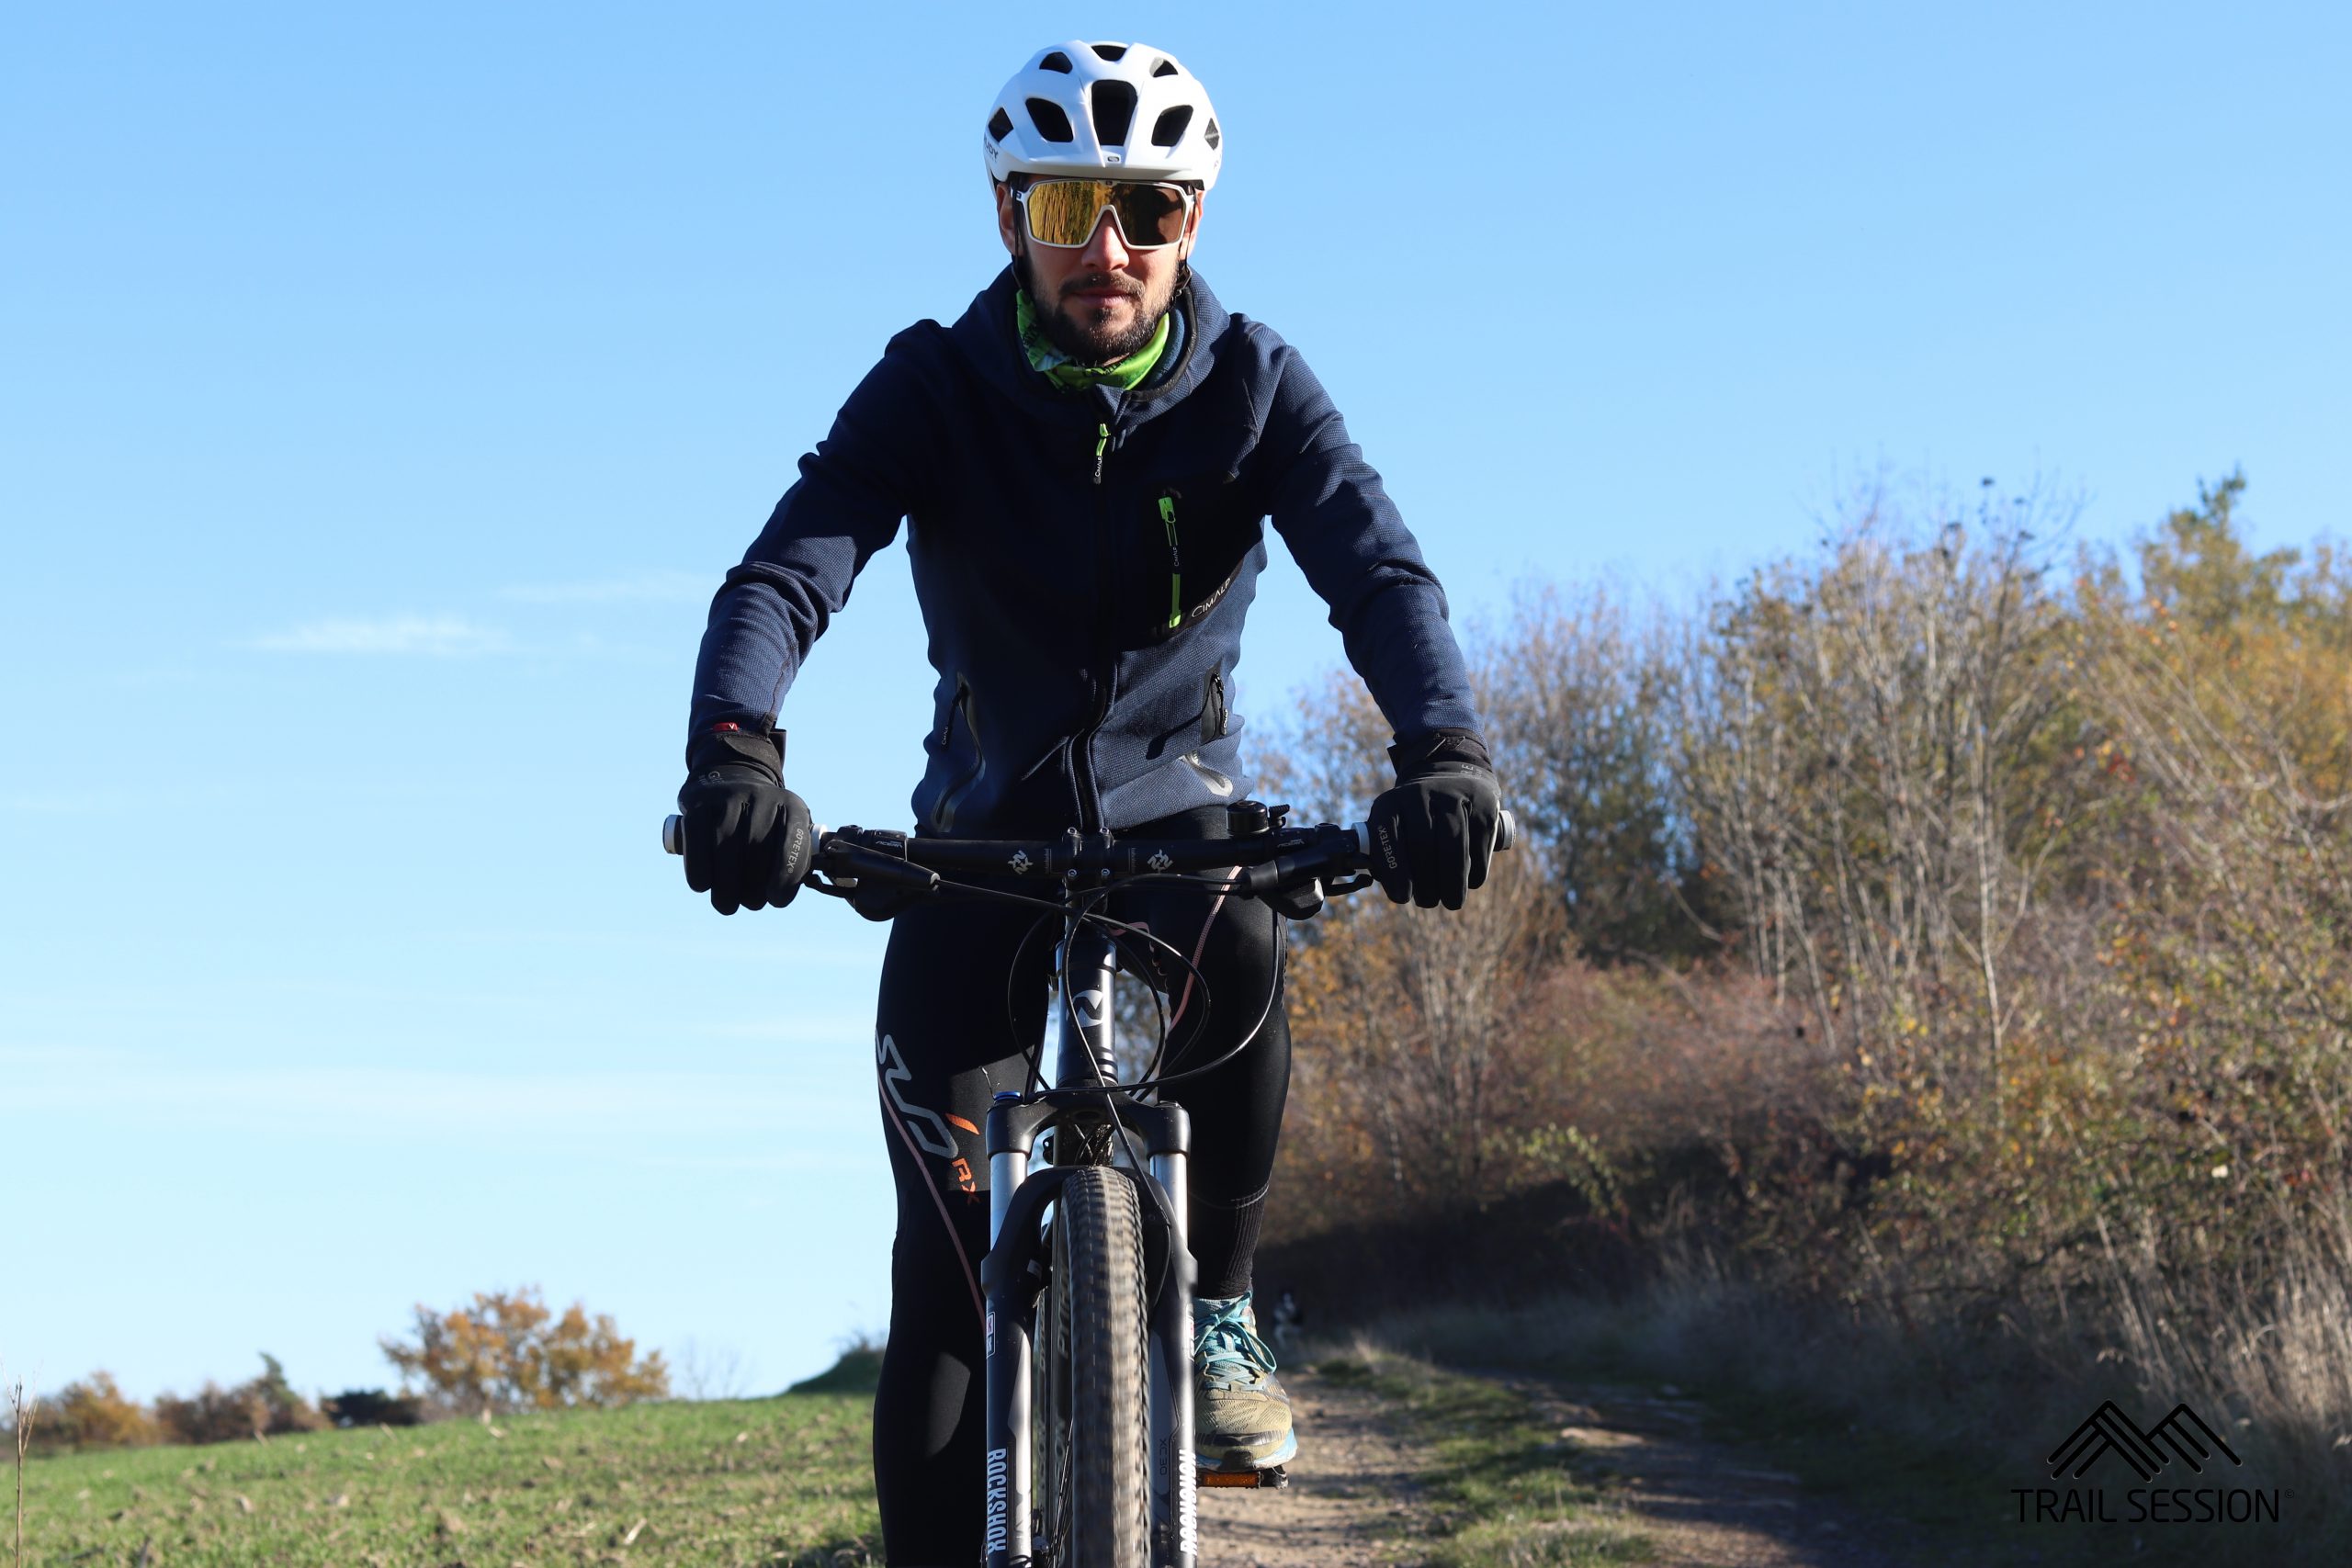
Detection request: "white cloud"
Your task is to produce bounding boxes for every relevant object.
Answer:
[498,571,709,605]
[245,615,513,656]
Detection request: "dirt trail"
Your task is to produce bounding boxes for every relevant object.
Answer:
[1530,1380,1904,1568]
[1199,1364,1905,1568]
[1196,1363,1426,1568]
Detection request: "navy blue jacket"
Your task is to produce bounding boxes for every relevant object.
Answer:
[689,267,1483,834]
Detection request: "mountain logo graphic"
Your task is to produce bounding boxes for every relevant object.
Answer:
[2047,1401,2243,1482]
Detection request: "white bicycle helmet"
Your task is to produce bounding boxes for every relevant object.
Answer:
[983,41,1223,190]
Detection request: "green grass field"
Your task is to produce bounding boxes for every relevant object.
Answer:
[11,1393,879,1566]
[9,1352,1846,1567]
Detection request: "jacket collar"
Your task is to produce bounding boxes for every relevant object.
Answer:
[951,265,1230,430]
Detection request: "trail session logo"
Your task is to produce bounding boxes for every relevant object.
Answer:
[2049,1400,2240,1482]
[2015,1400,2279,1527]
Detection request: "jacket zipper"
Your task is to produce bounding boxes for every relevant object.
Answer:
[934,676,983,831]
[1159,491,1182,631]
[1071,421,1116,830]
[935,678,967,750]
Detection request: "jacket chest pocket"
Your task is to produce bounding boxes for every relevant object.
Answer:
[1136,476,1261,645]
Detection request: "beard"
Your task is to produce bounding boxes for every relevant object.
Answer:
[1014,245,1177,365]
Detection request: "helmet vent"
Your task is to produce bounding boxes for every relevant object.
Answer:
[1040,51,1073,73]
[1091,80,1137,146]
[987,107,1014,142]
[1091,42,1128,61]
[1025,97,1076,143]
[1150,106,1193,148]
[1204,118,1222,151]
[1152,58,1180,78]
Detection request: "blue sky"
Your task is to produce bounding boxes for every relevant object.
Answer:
[5,1,2346,1402]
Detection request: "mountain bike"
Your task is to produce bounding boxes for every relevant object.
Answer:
[664,798,1512,1568]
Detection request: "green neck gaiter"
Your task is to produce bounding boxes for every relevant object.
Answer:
[1016,286,1170,391]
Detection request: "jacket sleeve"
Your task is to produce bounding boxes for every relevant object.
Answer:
[1258,344,1486,745]
[685,340,936,754]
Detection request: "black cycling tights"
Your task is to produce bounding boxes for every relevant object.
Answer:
[866,840,1289,1565]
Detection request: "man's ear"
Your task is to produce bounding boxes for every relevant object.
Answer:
[1181,193,1205,263]
[993,181,1021,258]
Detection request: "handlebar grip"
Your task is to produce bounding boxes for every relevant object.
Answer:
[663,814,684,856]
[1496,808,1517,853]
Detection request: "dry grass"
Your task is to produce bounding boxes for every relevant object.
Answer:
[1347,1215,2352,1567]
[2070,1200,2352,1516]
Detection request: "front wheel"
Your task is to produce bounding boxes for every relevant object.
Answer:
[1034,1166,1151,1568]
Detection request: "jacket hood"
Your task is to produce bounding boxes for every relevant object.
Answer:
[949,265,1234,431]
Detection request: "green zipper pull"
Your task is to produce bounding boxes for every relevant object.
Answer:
[1158,493,1182,629]
[1092,423,1109,485]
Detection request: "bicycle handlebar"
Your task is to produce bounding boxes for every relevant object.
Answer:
[660,807,1513,903]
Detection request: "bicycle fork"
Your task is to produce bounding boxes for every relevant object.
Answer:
[979,921,1200,1568]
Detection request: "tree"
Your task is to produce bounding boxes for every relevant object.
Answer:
[1673,484,2078,1088]
[380,1287,669,1416]
[1484,582,1719,963]
[34,1372,162,1453]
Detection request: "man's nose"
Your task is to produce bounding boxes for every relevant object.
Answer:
[1079,209,1131,268]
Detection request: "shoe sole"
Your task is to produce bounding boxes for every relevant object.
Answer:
[1196,1428,1299,1472]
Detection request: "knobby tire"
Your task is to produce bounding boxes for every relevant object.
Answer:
[1035,1166,1151,1568]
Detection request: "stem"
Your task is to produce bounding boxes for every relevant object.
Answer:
[11,1378,30,1568]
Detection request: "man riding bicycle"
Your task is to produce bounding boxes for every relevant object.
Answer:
[676,40,1501,1565]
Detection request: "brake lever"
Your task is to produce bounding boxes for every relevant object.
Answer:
[1265,877,1326,919]
[1238,847,1339,919]
[827,838,942,895]
[1238,853,1320,900]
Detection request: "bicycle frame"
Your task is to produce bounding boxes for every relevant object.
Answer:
[980,916,1199,1568]
[661,804,1516,1565]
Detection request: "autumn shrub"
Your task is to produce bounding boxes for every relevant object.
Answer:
[153,1354,325,1445]
[1515,960,1843,1240]
[1280,852,1561,1227]
[1263,472,2352,1480]
[152,1382,269,1446]
[380,1286,669,1416]
[31,1371,162,1453]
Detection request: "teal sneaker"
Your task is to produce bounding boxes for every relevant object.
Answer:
[1192,1291,1297,1472]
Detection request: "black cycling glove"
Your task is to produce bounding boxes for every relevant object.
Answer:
[1368,730,1503,911]
[677,725,816,916]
